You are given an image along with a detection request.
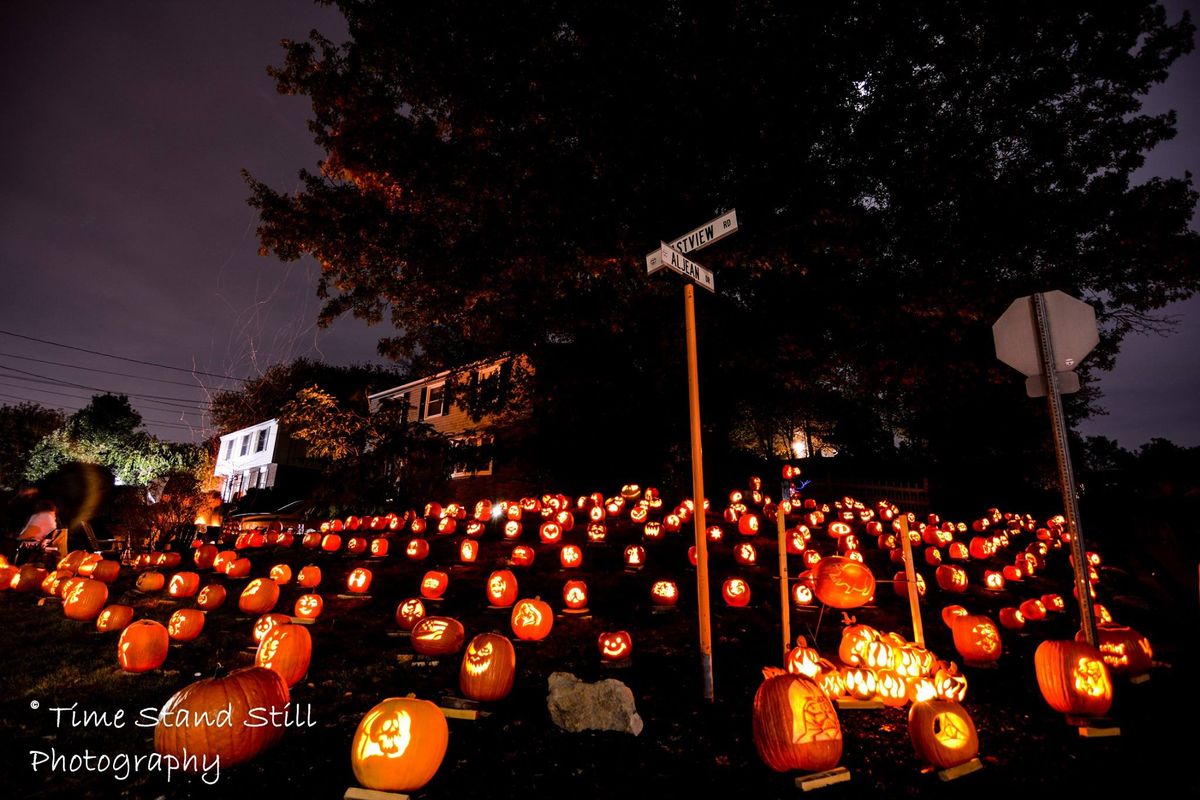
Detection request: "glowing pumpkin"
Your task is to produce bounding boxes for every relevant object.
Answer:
[1077,625,1153,675]
[1034,640,1113,717]
[255,622,312,687]
[812,556,875,609]
[734,542,758,566]
[510,598,553,641]
[194,545,218,570]
[752,668,843,772]
[1019,598,1048,621]
[908,683,979,768]
[61,577,108,621]
[411,617,466,656]
[395,598,426,631]
[297,565,322,587]
[460,633,516,701]
[624,545,646,569]
[406,539,430,561]
[294,593,324,619]
[95,604,135,633]
[347,568,373,594]
[252,613,291,643]
[559,544,583,568]
[941,605,968,628]
[196,583,226,611]
[951,614,1002,664]
[118,620,169,672]
[509,545,535,567]
[167,608,205,641]
[268,564,293,585]
[651,580,679,606]
[239,578,281,614]
[598,630,633,661]
[722,577,751,607]
[998,607,1025,630]
[486,570,518,607]
[562,580,588,610]
[136,572,165,593]
[420,571,449,600]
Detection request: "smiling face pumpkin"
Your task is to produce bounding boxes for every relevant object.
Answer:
[598,631,632,661]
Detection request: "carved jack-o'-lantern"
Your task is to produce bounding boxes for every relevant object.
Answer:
[347,568,373,594]
[420,571,449,600]
[255,622,312,687]
[395,598,426,630]
[909,682,979,768]
[370,538,390,557]
[651,580,679,606]
[598,630,633,661]
[346,536,368,555]
[539,522,562,544]
[586,523,607,543]
[753,669,843,772]
[239,578,281,615]
[411,616,466,656]
[459,539,478,563]
[96,604,135,633]
[118,620,169,672]
[624,545,646,569]
[983,570,1006,591]
[812,556,874,609]
[951,615,1002,664]
[941,604,968,628]
[509,545,535,567]
[998,607,1025,630]
[460,633,516,701]
[503,521,523,540]
[167,572,201,598]
[167,608,205,641]
[722,577,751,607]
[838,622,879,666]
[405,539,430,561]
[268,564,293,585]
[293,565,320,588]
[195,583,226,611]
[1019,598,1047,621]
[252,613,291,643]
[1035,640,1113,716]
[875,669,908,707]
[1077,625,1153,675]
[510,598,553,641]
[485,570,518,608]
[562,580,588,610]
[294,593,324,619]
[351,697,449,793]
[791,582,814,607]
[734,542,758,566]
[559,544,583,569]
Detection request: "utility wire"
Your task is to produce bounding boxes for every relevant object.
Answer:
[0,328,248,382]
[0,350,230,389]
[0,379,207,416]
[0,363,214,406]
[0,392,204,432]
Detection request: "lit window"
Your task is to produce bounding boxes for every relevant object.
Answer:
[255,429,269,453]
[259,467,269,489]
[425,383,445,418]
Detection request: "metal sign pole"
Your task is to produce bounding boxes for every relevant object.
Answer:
[896,514,925,648]
[1032,293,1099,647]
[776,505,791,662]
[684,283,714,701]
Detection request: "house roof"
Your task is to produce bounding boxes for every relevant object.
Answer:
[368,353,517,402]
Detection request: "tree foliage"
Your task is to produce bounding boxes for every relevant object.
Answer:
[24,395,204,487]
[280,385,447,511]
[247,1,1199,491]
[209,357,406,433]
[0,402,65,490]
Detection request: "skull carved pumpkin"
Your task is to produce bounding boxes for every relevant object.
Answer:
[351,697,448,792]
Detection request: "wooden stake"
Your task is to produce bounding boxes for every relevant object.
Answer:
[795,766,851,791]
[344,788,409,800]
[896,515,925,648]
[776,505,791,663]
[685,282,714,702]
[938,758,983,781]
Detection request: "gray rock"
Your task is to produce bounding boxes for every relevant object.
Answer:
[547,672,644,736]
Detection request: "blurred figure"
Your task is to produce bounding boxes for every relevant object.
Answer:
[12,499,58,565]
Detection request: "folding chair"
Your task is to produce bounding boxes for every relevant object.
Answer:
[43,528,70,563]
[80,521,121,559]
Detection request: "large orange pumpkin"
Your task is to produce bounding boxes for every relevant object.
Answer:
[510,598,553,641]
[1034,640,1113,717]
[752,668,843,772]
[239,578,281,614]
[909,696,980,768]
[196,583,227,611]
[155,667,289,768]
[486,570,518,608]
[136,571,166,592]
[812,556,875,609]
[395,598,427,631]
[1076,625,1153,676]
[951,614,1002,664]
[459,633,516,702]
[61,577,108,621]
[256,623,313,687]
[351,696,449,792]
[168,572,201,598]
[118,620,169,672]
[194,544,218,570]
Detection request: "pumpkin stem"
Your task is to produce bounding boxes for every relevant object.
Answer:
[841,612,856,626]
[795,635,808,647]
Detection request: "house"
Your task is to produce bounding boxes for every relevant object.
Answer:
[212,419,315,502]
[368,354,533,497]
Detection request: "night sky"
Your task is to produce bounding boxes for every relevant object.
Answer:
[0,1,1196,448]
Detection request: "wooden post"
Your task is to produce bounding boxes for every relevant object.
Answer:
[684,283,714,701]
[777,504,791,662]
[897,514,925,648]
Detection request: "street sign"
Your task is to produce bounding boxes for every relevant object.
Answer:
[1025,371,1081,398]
[653,242,716,293]
[646,209,738,273]
[993,290,1099,377]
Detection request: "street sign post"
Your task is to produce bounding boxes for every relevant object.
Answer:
[645,209,737,701]
[993,291,1100,647]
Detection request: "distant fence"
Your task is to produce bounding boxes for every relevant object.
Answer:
[806,477,932,515]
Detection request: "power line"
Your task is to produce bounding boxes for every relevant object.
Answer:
[0,391,205,432]
[0,363,214,407]
[0,350,230,389]
[0,328,248,382]
[0,379,207,417]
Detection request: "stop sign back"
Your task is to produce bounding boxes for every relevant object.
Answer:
[992,291,1099,377]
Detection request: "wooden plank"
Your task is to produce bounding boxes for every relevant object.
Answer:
[345,788,410,800]
[796,766,851,791]
[439,706,484,720]
[1078,724,1121,738]
[836,698,884,710]
[938,758,983,781]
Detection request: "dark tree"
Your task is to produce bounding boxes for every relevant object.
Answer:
[0,402,64,491]
[247,1,1198,493]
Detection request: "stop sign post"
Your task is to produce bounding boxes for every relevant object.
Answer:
[993,291,1100,647]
